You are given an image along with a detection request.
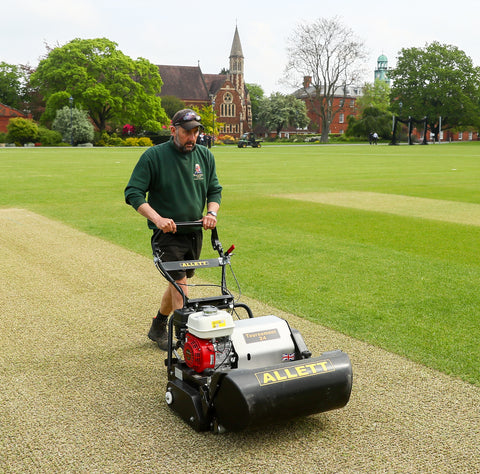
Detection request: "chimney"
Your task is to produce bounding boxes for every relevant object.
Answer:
[303,76,312,89]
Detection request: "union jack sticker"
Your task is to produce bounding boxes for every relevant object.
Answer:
[282,353,295,361]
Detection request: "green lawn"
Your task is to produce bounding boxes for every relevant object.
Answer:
[1,143,479,385]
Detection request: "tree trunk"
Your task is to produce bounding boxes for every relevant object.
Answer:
[320,120,330,143]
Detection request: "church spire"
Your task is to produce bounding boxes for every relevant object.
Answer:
[229,26,244,76]
[229,25,245,96]
[230,25,244,59]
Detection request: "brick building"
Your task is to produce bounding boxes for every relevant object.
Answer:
[158,26,252,138]
[288,76,362,137]
[0,103,32,134]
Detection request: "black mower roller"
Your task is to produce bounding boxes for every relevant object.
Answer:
[209,350,352,431]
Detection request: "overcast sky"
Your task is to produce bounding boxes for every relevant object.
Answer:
[3,0,479,96]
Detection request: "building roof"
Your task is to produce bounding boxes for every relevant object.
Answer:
[293,84,362,99]
[157,64,228,102]
[157,65,211,101]
[0,103,28,118]
[203,74,228,95]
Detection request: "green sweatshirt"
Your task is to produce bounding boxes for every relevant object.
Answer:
[124,139,222,229]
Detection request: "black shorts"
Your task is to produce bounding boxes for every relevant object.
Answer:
[151,229,203,280]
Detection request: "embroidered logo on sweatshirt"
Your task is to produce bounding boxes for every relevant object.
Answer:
[193,164,204,181]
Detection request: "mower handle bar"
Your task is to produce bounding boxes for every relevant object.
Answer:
[152,220,225,286]
[174,220,204,228]
[154,220,223,255]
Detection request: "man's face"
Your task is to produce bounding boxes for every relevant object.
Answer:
[170,125,200,153]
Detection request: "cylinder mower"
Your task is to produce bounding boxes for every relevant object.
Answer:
[153,223,352,433]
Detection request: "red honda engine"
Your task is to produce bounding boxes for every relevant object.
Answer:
[184,332,215,373]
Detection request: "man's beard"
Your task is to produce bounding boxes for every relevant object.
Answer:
[179,143,196,153]
[174,136,196,153]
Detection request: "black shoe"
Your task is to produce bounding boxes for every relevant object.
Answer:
[148,317,169,351]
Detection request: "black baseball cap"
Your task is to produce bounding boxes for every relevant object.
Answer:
[171,109,202,130]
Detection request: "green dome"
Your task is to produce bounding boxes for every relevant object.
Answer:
[378,54,388,62]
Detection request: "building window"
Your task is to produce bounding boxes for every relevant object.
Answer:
[221,92,236,117]
[339,113,344,124]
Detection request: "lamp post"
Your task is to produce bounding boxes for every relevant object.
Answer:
[211,95,215,147]
[69,96,73,146]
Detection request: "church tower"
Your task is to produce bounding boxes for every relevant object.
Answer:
[208,25,252,137]
[229,26,245,93]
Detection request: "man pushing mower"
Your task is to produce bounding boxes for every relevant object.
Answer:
[124,109,222,350]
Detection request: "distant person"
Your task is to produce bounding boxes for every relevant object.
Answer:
[368,132,373,145]
[124,109,222,350]
[373,132,379,145]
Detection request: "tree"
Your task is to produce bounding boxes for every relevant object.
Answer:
[160,95,186,119]
[389,42,480,140]
[246,83,265,126]
[17,64,45,122]
[346,80,392,140]
[191,104,223,136]
[38,126,62,146]
[257,93,309,136]
[42,90,72,125]
[6,118,39,145]
[346,106,392,140]
[356,80,391,114]
[31,38,169,132]
[285,17,367,142]
[0,62,24,110]
[52,106,94,145]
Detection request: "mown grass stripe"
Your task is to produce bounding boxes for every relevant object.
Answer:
[279,191,480,226]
